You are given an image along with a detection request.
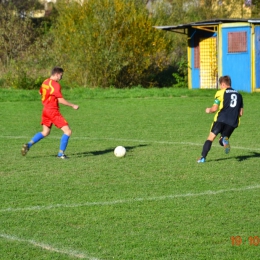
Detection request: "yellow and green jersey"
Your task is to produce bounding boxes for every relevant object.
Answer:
[213,88,243,128]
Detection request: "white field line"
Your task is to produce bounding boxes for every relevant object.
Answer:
[0,233,100,260]
[1,184,260,213]
[1,135,260,151]
[1,137,258,259]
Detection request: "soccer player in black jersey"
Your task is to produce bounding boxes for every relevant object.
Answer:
[197,75,244,163]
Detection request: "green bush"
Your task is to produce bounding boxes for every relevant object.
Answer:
[172,57,188,88]
[52,0,176,88]
[2,66,45,89]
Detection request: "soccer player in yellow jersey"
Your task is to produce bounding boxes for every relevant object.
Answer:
[197,75,243,163]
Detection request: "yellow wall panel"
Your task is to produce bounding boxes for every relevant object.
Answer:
[200,37,217,89]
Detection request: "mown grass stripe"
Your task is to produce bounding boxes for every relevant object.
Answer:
[1,184,259,213]
[1,135,260,151]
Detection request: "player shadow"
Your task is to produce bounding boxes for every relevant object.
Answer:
[212,151,260,162]
[71,144,148,157]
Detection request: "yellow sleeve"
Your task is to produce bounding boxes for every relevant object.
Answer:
[213,89,223,106]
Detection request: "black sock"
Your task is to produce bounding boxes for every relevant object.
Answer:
[202,140,212,158]
[219,136,224,146]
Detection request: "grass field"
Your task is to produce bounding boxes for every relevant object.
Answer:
[1,88,260,260]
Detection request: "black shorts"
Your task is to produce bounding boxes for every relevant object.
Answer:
[210,121,235,138]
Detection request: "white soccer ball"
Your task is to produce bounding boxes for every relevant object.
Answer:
[114,146,126,157]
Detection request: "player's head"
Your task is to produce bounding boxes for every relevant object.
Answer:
[51,67,64,75]
[51,67,64,81]
[219,75,231,88]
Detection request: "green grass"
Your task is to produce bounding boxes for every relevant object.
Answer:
[1,88,260,259]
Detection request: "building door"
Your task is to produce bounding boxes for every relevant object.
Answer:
[254,26,260,90]
[221,26,251,92]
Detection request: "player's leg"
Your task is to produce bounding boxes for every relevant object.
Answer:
[218,137,224,146]
[30,125,51,147]
[197,132,216,163]
[222,137,230,154]
[21,109,52,156]
[57,125,72,159]
[21,125,51,156]
[219,125,235,154]
[197,122,222,163]
[49,111,71,159]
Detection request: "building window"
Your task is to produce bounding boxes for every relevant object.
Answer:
[194,35,200,68]
[228,32,247,53]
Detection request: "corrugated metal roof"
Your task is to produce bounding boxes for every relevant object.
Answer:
[154,18,260,31]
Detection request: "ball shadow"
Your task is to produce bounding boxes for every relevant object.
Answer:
[71,144,148,157]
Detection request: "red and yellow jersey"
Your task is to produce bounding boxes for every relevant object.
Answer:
[39,78,63,109]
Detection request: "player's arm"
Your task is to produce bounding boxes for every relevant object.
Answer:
[205,95,221,114]
[205,104,218,114]
[58,97,79,110]
[239,108,243,117]
[239,97,244,117]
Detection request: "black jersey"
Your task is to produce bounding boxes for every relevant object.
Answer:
[213,88,243,128]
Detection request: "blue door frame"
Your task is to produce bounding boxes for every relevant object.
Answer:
[255,26,260,90]
[221,26,251,92]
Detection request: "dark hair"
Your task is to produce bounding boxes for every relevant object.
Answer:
[219,75,231,86]
[51,67,64,75]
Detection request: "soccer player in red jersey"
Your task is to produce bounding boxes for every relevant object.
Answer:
[21,67,79,159]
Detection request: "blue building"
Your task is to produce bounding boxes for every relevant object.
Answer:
[155,19,260,93]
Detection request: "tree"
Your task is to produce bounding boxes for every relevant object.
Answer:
[52,0,176,88]
[0,3,36,66]
[0,0,44,16]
